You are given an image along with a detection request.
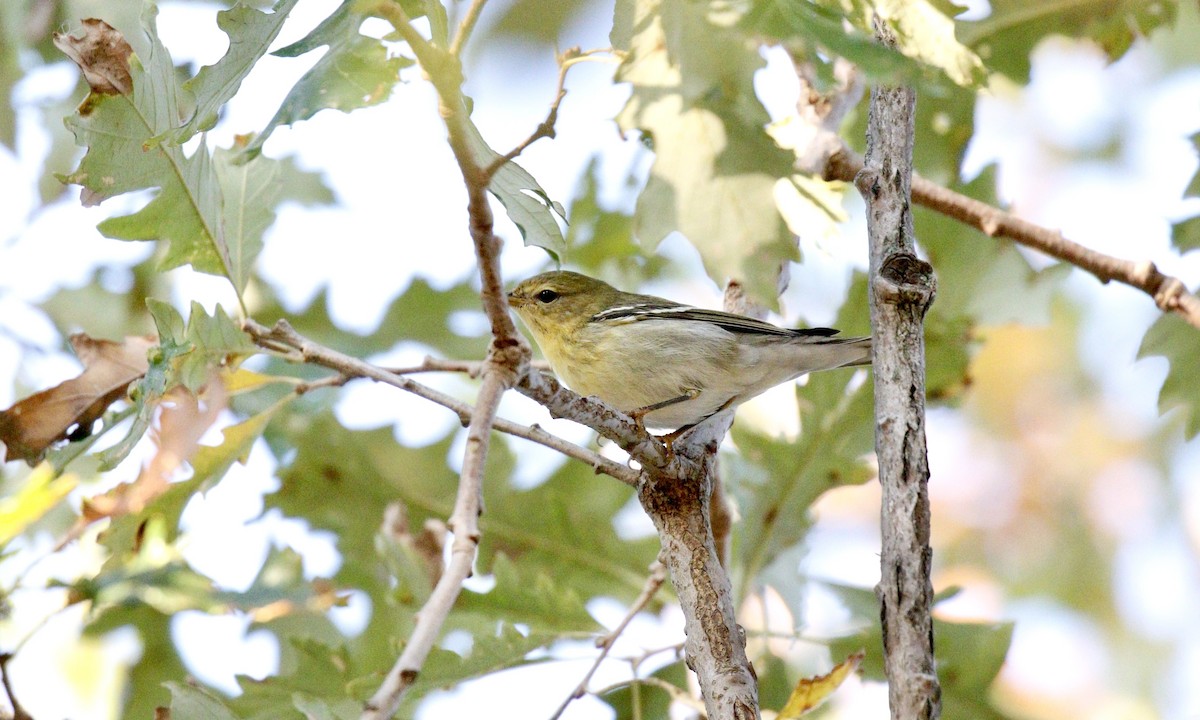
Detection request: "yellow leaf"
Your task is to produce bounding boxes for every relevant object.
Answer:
[0,463,78,546]
[220,367,292,395]
[777,651,864,718]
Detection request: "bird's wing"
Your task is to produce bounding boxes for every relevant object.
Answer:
[591,303,841,338]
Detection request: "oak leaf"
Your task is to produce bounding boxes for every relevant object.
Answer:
[53,18,133,97]
[0,334,155,463]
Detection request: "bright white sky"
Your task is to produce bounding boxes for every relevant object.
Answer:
[1,0,1200,718]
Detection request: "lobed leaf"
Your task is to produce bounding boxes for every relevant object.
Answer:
[164,0,301,144]
[0,334,155,464]
[240,1,410,159]
[616,0,797,303]
[958,0,1180,83]
[56,7,233,282]
[1138,312,1200,439]
[462,118,568,258]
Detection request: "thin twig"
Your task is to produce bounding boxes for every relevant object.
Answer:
[448,0,488,57]
[825,148,1200,329]
[483,47,594,180]
[243,320,638,486]
[383,356,550,378]
[548,557,668,720]
[0,653,32,720]
[362,367,505,719]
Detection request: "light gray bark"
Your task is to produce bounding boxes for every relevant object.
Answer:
[856,16,942,720]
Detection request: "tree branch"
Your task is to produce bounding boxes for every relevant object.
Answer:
[825,147,1200,329]
[548,556,668,720]
[483,47,593,180]
[857,16,940,720]
[0,653,32,720]
[242,320,638,486]
[449,0,488,57]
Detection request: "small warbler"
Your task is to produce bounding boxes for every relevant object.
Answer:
[508,271,871,429]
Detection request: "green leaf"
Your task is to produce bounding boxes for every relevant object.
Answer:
[456,553,602,634]
[1138,312,1200,439]
[291,695,361,720]
[96,299,191,469]
[165,681,240,720]
[958,0,1180,82]
[86,605,184,719]
[825,582,1016,720]
[0,1,21,148]
[268,414,457,589]
[616,0,797,302]
[190,402,284,490]
[475,448,661,604]
[177,301,257,392]
[58,5,234,284]
[165,0,300,144]
[98,402,284,559]
[232,638,362,719]
[744,0,930,87]
[256,274,489,359]
[216,147,334,293]
[1171,215,1200,253]
[727,368,875,601]
[269,413,658,604]
[240,1,410,158]
[563,157,666,283]
[462,118,568,258]
[873,0,986,87]
[1185,132,1200,198]
[599,661,689,720]
[916,165,1068,326]
[408,624,551,700]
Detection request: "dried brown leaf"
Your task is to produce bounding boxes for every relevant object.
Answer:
[53,18,133,97]
[0,334,155,464]
[80,382,226,526]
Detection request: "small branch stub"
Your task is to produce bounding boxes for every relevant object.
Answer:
[874,253,936,311]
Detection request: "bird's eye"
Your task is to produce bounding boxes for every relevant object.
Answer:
[536,289,559,303]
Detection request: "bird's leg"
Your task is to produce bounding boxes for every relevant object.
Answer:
[626,388,701,431]
[656,396,738,453]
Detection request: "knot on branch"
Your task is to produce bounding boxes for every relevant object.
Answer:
[485,335,530,388]
[874,253,936,313]
[1132,260,1188,312]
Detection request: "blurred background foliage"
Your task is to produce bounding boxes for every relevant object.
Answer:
[0,0,1198,718]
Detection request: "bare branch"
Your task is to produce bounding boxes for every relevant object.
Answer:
[242,320,638,486]
[449,0,488,57]
[548,557,668,720]
[484,47,599,180]
[0,652,32,720]
[362,365,505,719]
[826,148,1200,330]
[858,15,940,720]
[384,356,550,378]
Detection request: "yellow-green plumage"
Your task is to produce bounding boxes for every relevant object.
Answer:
[508,271,871,429]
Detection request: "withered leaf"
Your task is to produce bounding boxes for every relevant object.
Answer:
[777,651,864,718]
[53,18,134,97]
[80,383,225,527]
[0,334,155,464]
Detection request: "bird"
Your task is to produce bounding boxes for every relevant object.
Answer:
[507,271,871,430]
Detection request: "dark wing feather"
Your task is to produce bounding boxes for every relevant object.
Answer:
[592,303,842,338]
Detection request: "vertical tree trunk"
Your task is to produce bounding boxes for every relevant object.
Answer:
[856,16,941,720]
